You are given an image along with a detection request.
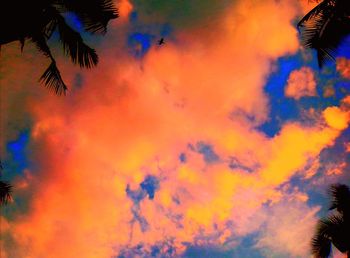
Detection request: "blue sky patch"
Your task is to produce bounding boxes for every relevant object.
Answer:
[73,73,84,88]
[126,185,146,204]
[337,35,350,59]
[196,142,220,164]
[179,153,187,163]
[126,175,160,233]
[129,11,138,23]
[228,157,258,173]
[128,33,154,57]
[6,131,30,174]
[259,55,304,137]
[126,175,160,203]
[140,175,159,200]
[259,51,350,137]
[63,12,84,32]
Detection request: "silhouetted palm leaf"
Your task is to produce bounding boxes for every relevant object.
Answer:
[311,184,350,257]
[329,184,350,215]
[298,0,350,67]
[31,34,53,58]
[0,0,118,94]
[55,0,118,34]
[31,34,67,95]
[312,215,343,257]
[43,18,58,39]
[0,180,13,206]
[56,15,98,68]
[297,0,329,29]
[312,233,332,258]
[40,61,67,95]
[300,9,337,67]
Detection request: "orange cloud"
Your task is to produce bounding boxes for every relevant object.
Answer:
[117,0,133,20]
[323,106,350,130]
[336,57,350,79]
[323,85,335,98]
[1,0,348,257]
[326,161,346,176]
[285,66,317,100]
[256,200,320,257]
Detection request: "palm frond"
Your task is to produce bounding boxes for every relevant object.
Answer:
[55,0,118,34]
[315,214,349,255]
[317,48,336,68]
[20,37,25,52]
[311,215,342,258]
[2,0,115,96]
[43,18,58,39]
[299,7,350,67]
[318,215,343,238]
[0,180,13,206]
[300,11,335,67]
[329,184,350,214]
[31,34,53,59]
[40,61,67,95]
[311,233,332,258]
[78,0,118,34]
[56,15,98,68]
[312,184,350,257]
[298,0,350,67]
[31,34,67,95]
[298,0,330,29]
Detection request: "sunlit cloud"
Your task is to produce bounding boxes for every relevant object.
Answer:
[323,106,350,131]
[336,57,350,79]
[1,0,349,257]
[255,199,320,257]
[285,66,317,100]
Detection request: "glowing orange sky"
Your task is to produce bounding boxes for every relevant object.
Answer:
[1,0,350,257]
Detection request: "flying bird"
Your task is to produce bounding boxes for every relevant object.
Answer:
[158,38,165,45]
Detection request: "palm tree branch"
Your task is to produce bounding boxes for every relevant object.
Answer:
[54,0,118,34]
[55,14,98,68]
[311,215,341,258]
[300,9,350,67]
[31,34,67,95]
[315,214,349,254]
[43,18,58,39]
[311,234,332,258]
[298,0,330,29]
[0,180,13,206]
[329,184,350,215]
[40,61,68,95]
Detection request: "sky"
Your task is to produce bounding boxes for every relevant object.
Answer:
[1,0,350,257]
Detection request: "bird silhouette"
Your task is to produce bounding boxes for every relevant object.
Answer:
[158,37,164,45]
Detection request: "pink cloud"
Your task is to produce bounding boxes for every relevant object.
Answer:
[255,200,320,257]
[285,66,317,100]
[336,57,350,79]
[1,0,348,257]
